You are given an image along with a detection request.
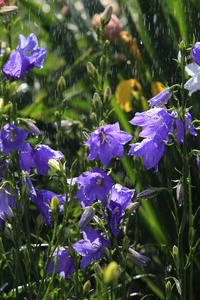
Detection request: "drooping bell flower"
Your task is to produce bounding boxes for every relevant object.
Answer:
[72,227,109,269]
[191,42,200,66]
[2,33,47,80]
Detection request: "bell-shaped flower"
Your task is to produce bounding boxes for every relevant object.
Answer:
[34,190,66,226]
[148,88,172,107]
[74,167,114,207]
[127,248,150,271]
[129,139,165,171]
[130,108,173,146]
[0,124,28,155]
[191,42,200,66]
[107,184,135,236]
[184,63,200,95]
[0,183,16,217]
[47,247,75,278]
[85,122,133,167]
[72,227,109,269]
[19,144,64,175]
[2,33,47,80]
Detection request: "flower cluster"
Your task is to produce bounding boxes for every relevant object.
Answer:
[2,33,47,80]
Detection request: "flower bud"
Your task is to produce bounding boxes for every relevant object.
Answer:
[78,207,95,230]
[22,182,29,200]
[104,261,119,285]
[48,159,61,172]
[0,237,5,254]
[176,183,184,206]
[136,187,165,200]
[101,246,110,260]
[122,236,130,251]
[2,47,11,66]
[165,281,172,300]
[57,76,66,93]
[91,112,98,126]
[179,40,186,52]
[92,92,101,109]
[51,196,59,211]
[0,5,18,15]
[124,202,139,216]
[83,280,91,295]
[127,248,150,271]
[172,245,179,269]
[101,5,113,26]
[94,262,102,279]
[0,98,4,111]
[5,81,18,100]
[104,86,112,104]
[82,130,90,143]
[25,120,40,136]
[87,62,97,79]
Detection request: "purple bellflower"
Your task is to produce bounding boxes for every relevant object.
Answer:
[72,227,109,269]
[74,167,114,207]
[2,33,47,80]
[128,108,173,170]
[191,42,200,66]
[34,190,66,226]
[148,88,172,107]
[0,124,28,155]
[0,183,16,217]
[184,63,200,95]
[19,144,64,175]
[127,248,150,271]
[129,139,165,171]
[47,247,75,278]
[85,122,133,167]
[107,184,135,236]
[130,108,173,146]
[170,110,197,144]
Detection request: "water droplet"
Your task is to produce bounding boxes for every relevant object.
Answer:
[166,264,172,272]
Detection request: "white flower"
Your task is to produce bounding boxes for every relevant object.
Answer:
[184,63,200,95]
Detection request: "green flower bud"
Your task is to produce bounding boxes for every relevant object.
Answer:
[0,98,4,111]
[104,86,112,104]
[48,159,61,172]
[136,187,165,199]
[165,281,172,300]
[2,47,11,66]
[51,196,59,211]
[101,246,110,260]
[5,81,18,100]
[91,112,98,126]
[104,261,119,285]
[87,62,97,79]
[172,245,179,270]
[179,40,186,52]
[122,236,130,251]
[92,92,101,109]
[101,5,112,26]
[57,76,66,93]
[124,202,139,216]
[94,262,102,279]
[83,280,91,295]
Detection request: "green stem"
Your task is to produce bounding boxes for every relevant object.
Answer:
[178,42,187,300]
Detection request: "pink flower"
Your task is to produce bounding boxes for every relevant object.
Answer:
[0,0,5,7]
[92,13,123,41]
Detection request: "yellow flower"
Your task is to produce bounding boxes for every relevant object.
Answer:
[151,81,165,97]
[115,79,142,112]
